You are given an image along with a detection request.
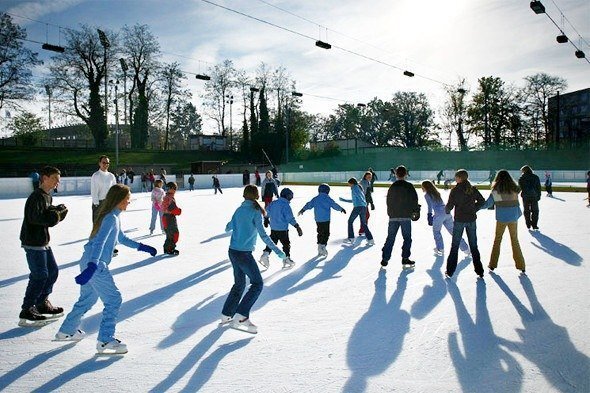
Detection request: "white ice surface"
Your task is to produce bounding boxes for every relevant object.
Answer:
[0,186,588,393]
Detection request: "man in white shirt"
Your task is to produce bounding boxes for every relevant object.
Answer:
[91,155,116,222]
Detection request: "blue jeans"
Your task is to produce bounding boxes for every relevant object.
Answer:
[22,248,59,309]
[381,220,412,262]
[446,221,483,277]
[222,249,264,318]
[432,213,468,252]
[59,261,122,342]
[149,206,163,232]
[348,206,373,240]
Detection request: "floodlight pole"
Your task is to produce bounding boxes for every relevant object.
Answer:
[44,85,52,129]
[97,30,110,128]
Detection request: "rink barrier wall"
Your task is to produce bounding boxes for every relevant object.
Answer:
[1,170,586,199]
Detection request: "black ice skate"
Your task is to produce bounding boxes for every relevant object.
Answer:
[36,299,64,318]
[401,258,415,268]
[18,306,54,327]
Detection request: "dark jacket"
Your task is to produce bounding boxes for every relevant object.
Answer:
[386,179,418,218]
[445,182,485,222]
[20,188,61,247]
[518,172,541,201]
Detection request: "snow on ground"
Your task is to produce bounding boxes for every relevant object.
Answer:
[0,185,588,393]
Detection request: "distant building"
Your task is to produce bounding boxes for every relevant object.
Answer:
[310,138,375,152]
[189,134,228,151]
[548,88,590,146]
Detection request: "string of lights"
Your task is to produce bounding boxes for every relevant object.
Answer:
[547,0,590,48]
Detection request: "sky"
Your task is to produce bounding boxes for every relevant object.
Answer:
[1,0,589,133]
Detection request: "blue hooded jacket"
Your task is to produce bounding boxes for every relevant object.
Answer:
[225,200,283,253]
[301,193,344,222]
[267,197,298,231]
[340,184,367,207]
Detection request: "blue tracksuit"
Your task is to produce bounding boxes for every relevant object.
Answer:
[267,197,298,230]
[59,208,140,343]
[301,193,344,223]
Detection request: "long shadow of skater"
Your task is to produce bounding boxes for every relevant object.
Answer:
[447,280,522,393]
[0,343,76,390]
[109,254,169,276]
[411,255,447,319]
[150,327,252,392]
[0,260,80,289]
[80,260,230,334]
[529,231,582,266]
[491,274,590,392]
[343,268,413,392]
[31,355,122,392]
[200,232,231,244]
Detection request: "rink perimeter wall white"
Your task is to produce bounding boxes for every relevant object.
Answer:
[0,170,586,199]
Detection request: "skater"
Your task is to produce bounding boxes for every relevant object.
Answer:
[480,170,526,273]
[149,179,165,235]
[340,177,374,246]
[380,165,419,267]
[255,167,261,186]
[421,180,469,257]
[19,166,69,327]
[212,175,223,194]
[368,167,377,190]
[188,174,195,191]
[361,171,375,212]
[258,188,302,269]
[242,169,250,186]
[487,169,496,185]
[162,182,182,255]
[55,184,156,353]
[544,172,553,197]
[436,170,444,185]
[141,173,148,192]
[444,169,485,278]
[221,185,286,334]
[260,170,279,208]
[91,155,116,223]
[299,183,346,257]
[29,169,40,190]
[388,168,395,182]
[518,165,541,230]
[148,171,155,192]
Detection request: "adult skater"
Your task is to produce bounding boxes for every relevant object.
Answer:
[518,165,541,230]
[260,170,279,208]
[380,165,419,267]
[55,184,156,354]
[212,175,223,194]
[91,155,117,256]
[19,166,69,327]
[221,185,286,334]
[544,172,553,197]
[481,170,526,273]
[188,174,195,191]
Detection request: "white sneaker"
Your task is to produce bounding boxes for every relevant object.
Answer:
[344,238,354,244]
[219,314,233,327]
[282,257,295,269]
[96,339,128,354]
[55,329,86,341]
[231,313,257,334]
[433,248,444,256]
[258,252,270,269]
[367,239,375,246]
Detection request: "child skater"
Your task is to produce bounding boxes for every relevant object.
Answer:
[162,182,182,255]
[480,170,526,274]
[421,180,469,256]
[544,172,553,197]
[55,184,156,354]
[212,175,223,194]
[149,179,165,235]
[445,169,485,278]
[221,185,286,334]
[258,188,302,269]
[359,171,373,235]
[340,178,374,246]
[260,170,279,208]
[298,183,346,257]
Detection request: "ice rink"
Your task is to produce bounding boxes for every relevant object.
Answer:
[0,184,588,392]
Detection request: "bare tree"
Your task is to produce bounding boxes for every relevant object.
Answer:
[202,59,236,135]
[158,62,189,149]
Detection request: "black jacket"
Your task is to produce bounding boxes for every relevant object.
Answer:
[20,188,61,247]
[445,182,485,222]
[518,172,541,201]
[386,180,418,218]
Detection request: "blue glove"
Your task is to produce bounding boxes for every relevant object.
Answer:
[75,262,97,285]
[138,243,157,256]
[277,251,286,259]
[427,213,433,226]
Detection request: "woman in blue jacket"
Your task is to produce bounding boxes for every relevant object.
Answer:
[221,185,285,334]
[340,178,374,245]
[481,170,526,273]
[55,184,156,354]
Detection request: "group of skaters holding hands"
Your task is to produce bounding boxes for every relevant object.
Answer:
[17,156,547,348]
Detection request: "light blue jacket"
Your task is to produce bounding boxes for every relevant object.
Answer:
[82,208,139,267]
[341,184,367,207]
[225,200,283,253]
[481,191,522,223]
[424,193,447,216]
[267,197,298,231]
[301,193,344,223]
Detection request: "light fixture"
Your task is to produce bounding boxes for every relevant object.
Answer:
[119,58,128,72]
[556,34,568,43]
[457,88,467,94]
[530,1,545,14]
[195,74,211,81]
[97,29,110,48]
[291,91,303,97]
[250,87,260,92]
[315,40,331,50]
[403,70,415,77]
[42,43,65,53]
[575,50,586,59]
[356,103,366,108]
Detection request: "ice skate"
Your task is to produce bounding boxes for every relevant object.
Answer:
[36,299,64,318]
[18,306,54,327]
[165,249,180,256]
[343,238,354,244]
[258,251,270,269]
[318,244,328,257]
[218,314,233,327]
[401,258,415,268]
[230,313,257,334]
[380,259,389,267]
[282,257,295,269]
[433,248,444,256]
[54,329,86,341]
[96,339,128,355]
[366,239,375,246]
[444,271,452,279]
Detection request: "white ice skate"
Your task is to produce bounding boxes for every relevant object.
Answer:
[258,251,270,269]
[230,313,257,334]
[54,329,86,341]
[366,239,375,246]
[317,244,328,257]
[218,314,233,327]
[343,238,354,244]
[433,248,444,256]
[282,257,295,269]
[96,339,128,355]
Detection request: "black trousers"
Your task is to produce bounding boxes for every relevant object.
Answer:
[316,221,330,245]
[264,229,291,256]
[522,197,539,228]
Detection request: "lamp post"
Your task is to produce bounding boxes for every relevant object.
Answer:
[226,94,234,150]
[119,58,128,126]
[97,29,110,126]
[110,80,120,167]
[44,85,52,129]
